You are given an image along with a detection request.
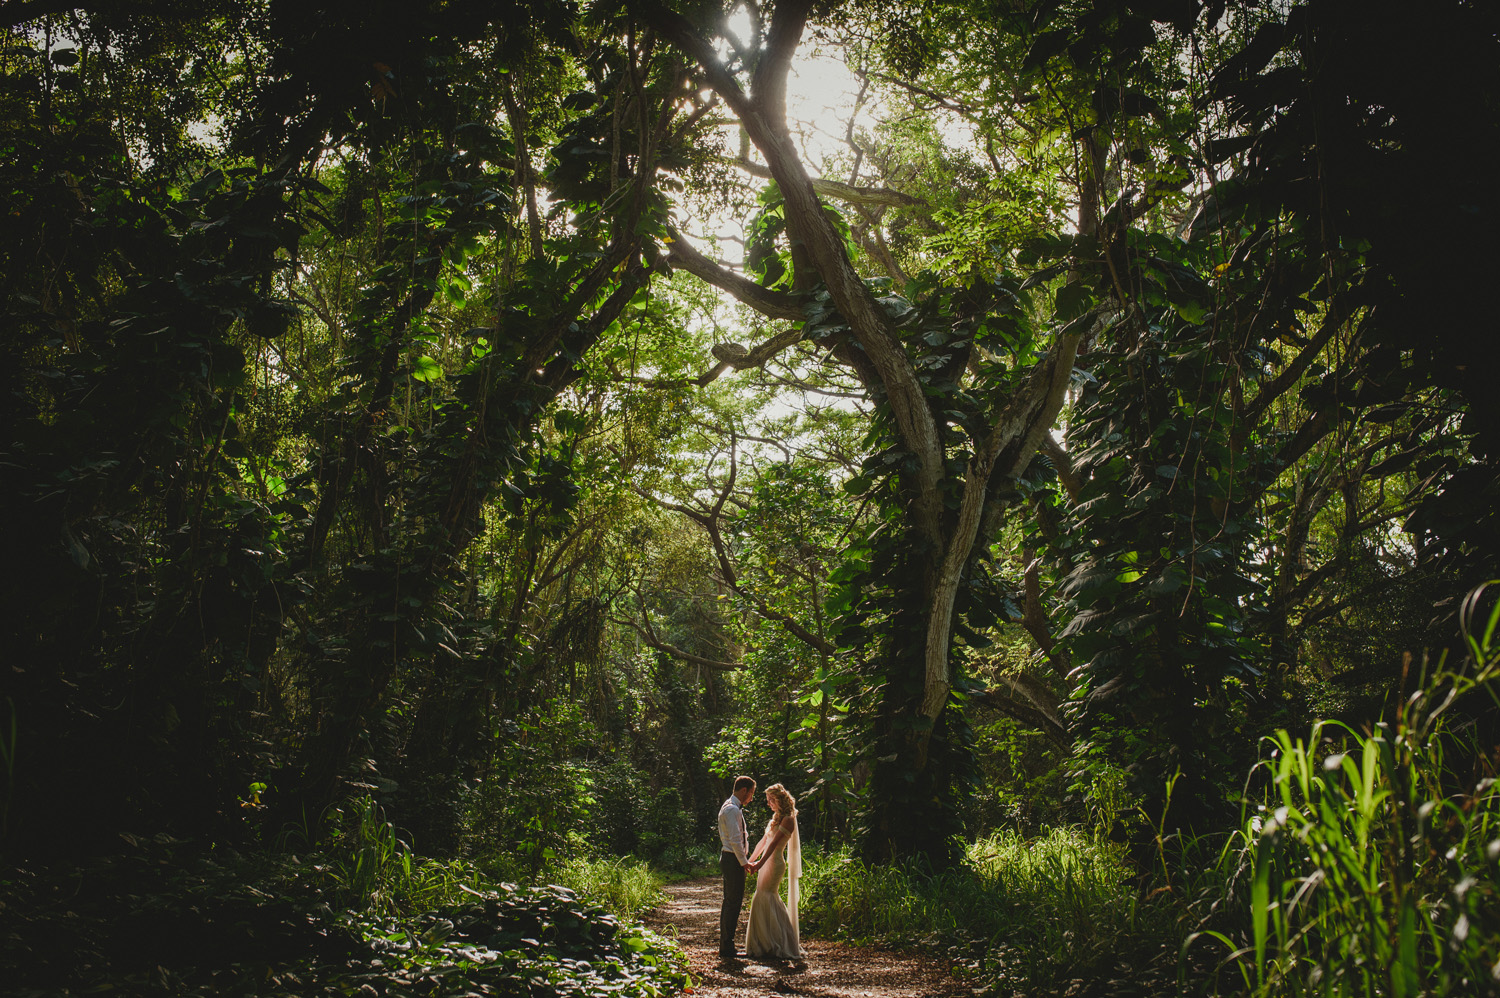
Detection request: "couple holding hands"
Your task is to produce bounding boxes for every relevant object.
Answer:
[716,776,805,963]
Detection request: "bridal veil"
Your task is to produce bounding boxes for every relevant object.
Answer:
[787,816,802,935]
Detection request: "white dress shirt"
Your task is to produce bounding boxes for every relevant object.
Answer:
[717,794,749,865]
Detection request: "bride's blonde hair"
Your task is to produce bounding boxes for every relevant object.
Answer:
[765,783,796,824]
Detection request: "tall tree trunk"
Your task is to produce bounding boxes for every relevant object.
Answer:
[648,0,1082,864]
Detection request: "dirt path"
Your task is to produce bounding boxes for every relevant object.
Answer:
[645,877,974,998]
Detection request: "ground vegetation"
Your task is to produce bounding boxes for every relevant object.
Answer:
[2,0,1497,994]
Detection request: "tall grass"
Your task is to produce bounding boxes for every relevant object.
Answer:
[303,795,668,924]
[547,854,667,921]
[1196,594,1500,997]
[801,827,1166,990]
[309,795,500,914]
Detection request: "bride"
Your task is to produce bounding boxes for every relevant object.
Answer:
[744,783,806,961]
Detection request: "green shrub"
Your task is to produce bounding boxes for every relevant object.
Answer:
[463,755,596,878]
[340,883,691,998]
[591,757,650,855]
[800,846,994,943]
[318,794,416,911]
[0,839,690,998]
[586,759,697,862]
[656,841,721,877]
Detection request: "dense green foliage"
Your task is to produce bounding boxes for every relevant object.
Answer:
[2,0,1498,993]
[0,834,688,997]
[802,828,1178,992]
[799,624,1500,996]
[1208,625,1500,996]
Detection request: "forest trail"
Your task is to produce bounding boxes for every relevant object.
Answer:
[645,878,974,998]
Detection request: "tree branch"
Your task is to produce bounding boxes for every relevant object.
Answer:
[847,208,910,285]
[749,0,811,130]
[1021,547,1070,679]
[648,2,948,548]
[1242,308,1342,429]
[501,76,546,260]
[611,613,740,670]
[726,157,928,209]
[1041,436,1082,502]
[633,466,839,657]
[861,67,987,117]
[970,675,1071,748]
[709,326,808,370]
[663,227,807,320]
[920,324,1083,720]
[606,324,805,390]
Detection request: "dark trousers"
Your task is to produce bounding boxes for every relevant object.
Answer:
[719,850,745,956]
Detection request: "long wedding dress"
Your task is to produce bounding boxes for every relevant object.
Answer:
[744,815,805,960]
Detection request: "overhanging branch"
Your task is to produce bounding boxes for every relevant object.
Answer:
[726,157,928,209]
[663,227,807,321]
[606,323,805,390]
[633,469,839,658]
[971,676,1071,748]
[611,612,740,671]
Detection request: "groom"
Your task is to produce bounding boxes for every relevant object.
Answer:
[716,775,755,960]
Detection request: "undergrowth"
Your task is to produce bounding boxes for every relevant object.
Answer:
[1191,592,1500,997]
[801,827,1175,993]
[0,822,689,998]
[799,590,1500,998]
[547,853,666,921]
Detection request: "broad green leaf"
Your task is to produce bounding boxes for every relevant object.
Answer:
[411,355,444,382]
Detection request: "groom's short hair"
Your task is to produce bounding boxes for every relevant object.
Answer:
[733,776,756,794]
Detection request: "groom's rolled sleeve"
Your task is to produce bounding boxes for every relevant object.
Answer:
[717,801,748,866]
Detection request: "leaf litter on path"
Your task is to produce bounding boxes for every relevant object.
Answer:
[645,877,975,998]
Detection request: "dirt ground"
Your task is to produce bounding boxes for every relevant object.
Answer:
[644,877,976,998]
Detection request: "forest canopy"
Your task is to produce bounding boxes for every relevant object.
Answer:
[2,0,1497,890]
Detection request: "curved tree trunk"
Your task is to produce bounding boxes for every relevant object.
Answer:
[648,0,1083,864]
